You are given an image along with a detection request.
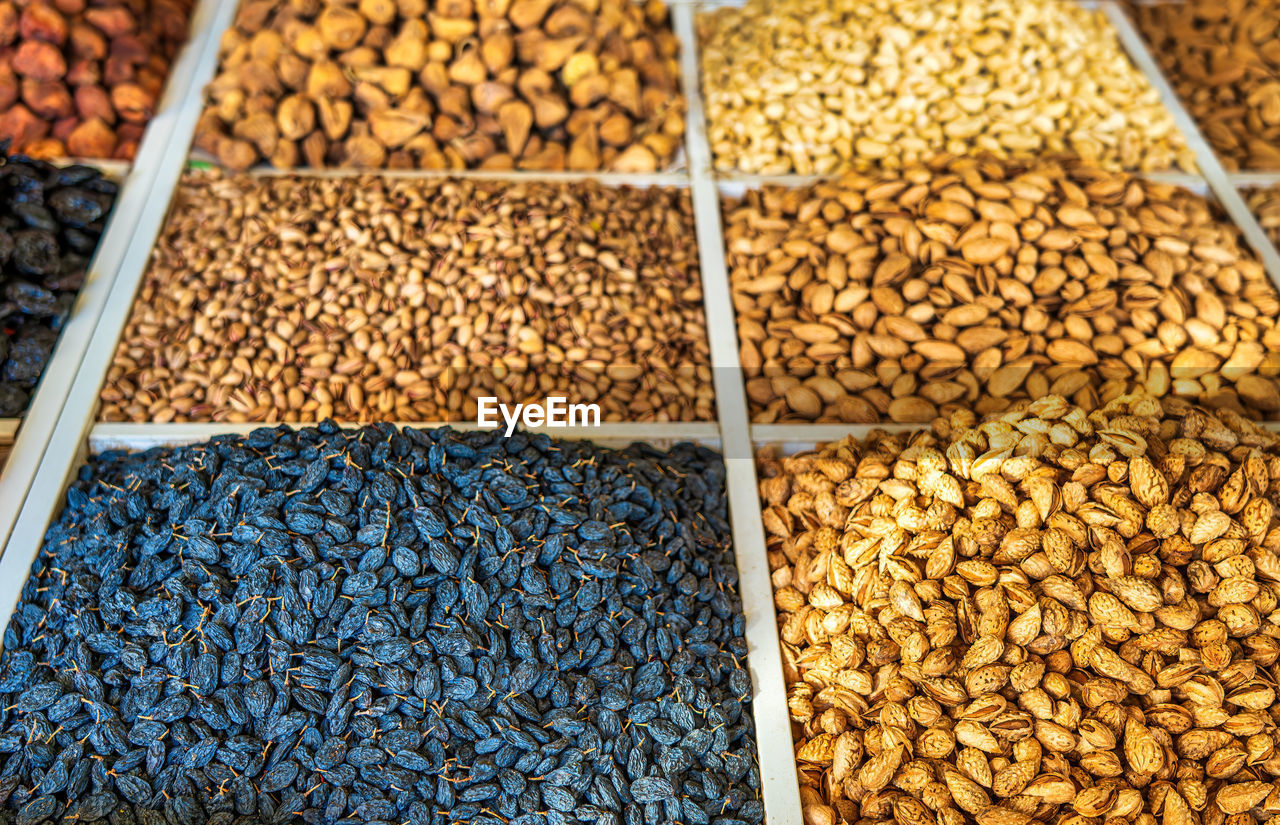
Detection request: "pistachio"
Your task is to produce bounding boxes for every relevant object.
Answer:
[100,171,712,424]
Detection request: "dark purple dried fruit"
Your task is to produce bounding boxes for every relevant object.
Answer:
[0,425,762,825]
[0,152,115,416]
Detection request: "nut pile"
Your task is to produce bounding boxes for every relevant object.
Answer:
[0,424,763,824]
[195,0,685,171]
[0,0,193,160]
[697,0,1193,176]
[726,155,1280,424]
[1247,185,1280,249]
[0,154,117,416]
[1131,0,1280,171]
[757,393,1280,825]
[101,172,712,423]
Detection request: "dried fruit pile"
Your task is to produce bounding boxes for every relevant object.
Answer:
[196,0,685,171]
[1132,0,1280,171]
[757,394,1280,825]
[698,0,1191,175]
[0,154,116,416]
[0,0,194,160]
[0,424,763,825]
[101,172,711,423]
[726,155,1280,424]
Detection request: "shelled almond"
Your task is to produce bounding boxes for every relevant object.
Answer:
[0,0,193,160]
[726,155,1280,424]
[195,0,685,171]
[1131,0,1280,171]
[1248,186,1280,249]
[100,171,712,423]
[698,0,1192,176]
[757,393,1280,825]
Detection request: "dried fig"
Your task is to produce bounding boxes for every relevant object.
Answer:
[342,133,385,167]
[470,80,512,113]
[384,19,426,70]
[276,52,309,89]
[316,7,365,50]
[316,97,352,139]
[192,107,224,154]
[480,30,512,72]
[497,98,531,155]
[507,0,553,30]
[216,135,257,170]
[359,0,397,25]
[352,65,411,97]
[276,93,313,140]
[233,110,277,156]
[300,129,325,165]
[269,136,298,167]
[306,60,350,99]
[368,108,427,147]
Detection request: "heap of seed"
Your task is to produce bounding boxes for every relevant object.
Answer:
[0,424,762,825]
[1131,0,1280,171]
[100,171,712,423]
[757,393,1280,825]
[698,0,1192,175]
[726,155,1280,424]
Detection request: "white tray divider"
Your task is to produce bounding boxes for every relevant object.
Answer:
[239,167,694,187]
[88,421,722,452]
[0,0,240,620]
[1232,172,1280,189]
[0,0,232,555]
[673,4,805,822]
